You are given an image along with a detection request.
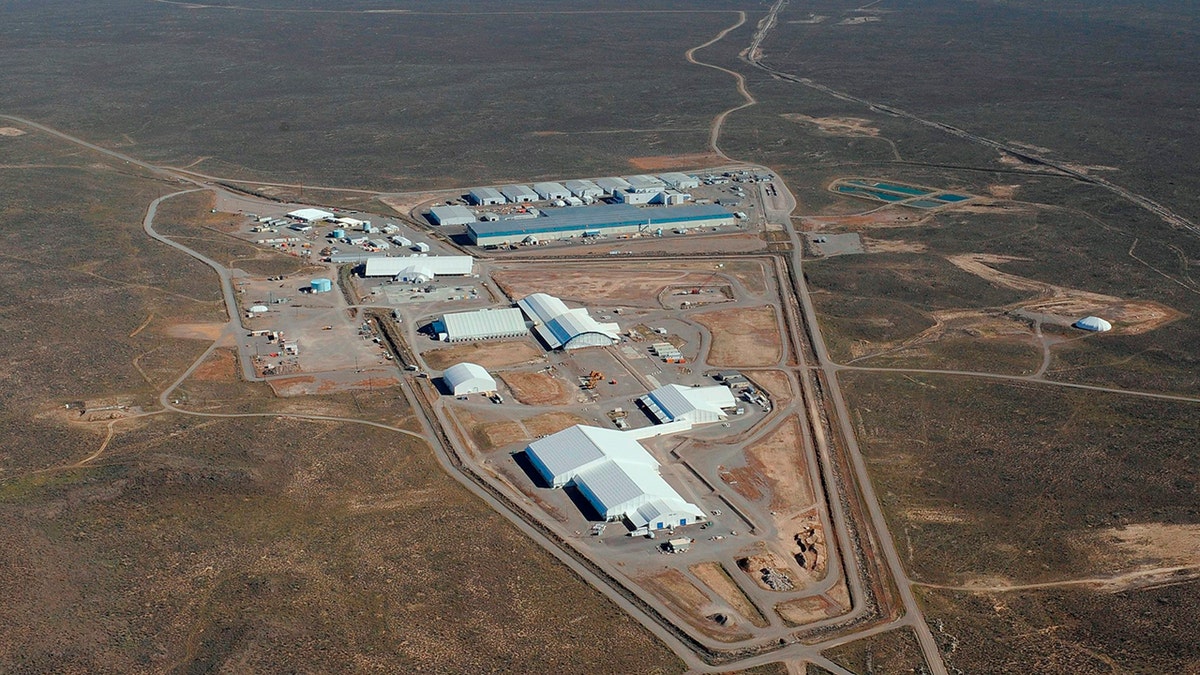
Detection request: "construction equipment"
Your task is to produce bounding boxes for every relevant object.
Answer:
[580,370,604,390]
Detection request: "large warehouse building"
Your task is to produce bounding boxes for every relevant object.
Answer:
[500,184,538,203]
[639,384,738,425]
[595,176,632,195]
[288,208,335,222]
[533,182,570,200]
[362,255,474,283]
[525,425,705,531]
[466,203,736,246]
[517,293,620,350]
[429,205,477,226]
[468,187,506,205]
[564,179,603,199]
[442,362,496,396]
[435,307,528,342]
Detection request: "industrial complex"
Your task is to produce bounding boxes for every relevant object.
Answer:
[467,203,736,246]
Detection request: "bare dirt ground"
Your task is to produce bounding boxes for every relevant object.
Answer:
[948,253,1180,334]
[745,416,814,513]
[689,561,769,628]
[164,321,226,341]
[524,411,587,437]
[737,544,800,593]
[422,340,544,371]
[780,113,880,136]
[987,183,1021,198]
[802,210,925,229]
[861,237,928,254]
[379,191,454,218]
[491,267,722,307]
[627,153,724,171]
[659,259,769,295]
[189,347,238,382]
[268,370,400,396]
[0,127,27,136]
[639,569,753,642]
[745,369,793,407]
[499,371,572,406]
[461,408,588,452]
[775,594,840,626]
[694,306,783,367]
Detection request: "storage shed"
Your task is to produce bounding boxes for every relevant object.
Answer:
[442,362,496,396]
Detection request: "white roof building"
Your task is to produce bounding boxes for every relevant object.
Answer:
[442,362,496,396]
[438,307,528,342]
[288,208,335,222]
[517,293,620,350]
[362,256,474,280]
[595,176,632,195]
[564,179,603,199]
[639,384,737,425]
[625,174,667,193]
[658,172,700,190]
[1074,316,1113,332]
[525,425,704,531]
[468,187,506,205]
[532,182,570,200]
[429,205,477,226]
[500,185,538,203]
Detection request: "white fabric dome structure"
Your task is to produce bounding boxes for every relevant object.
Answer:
[442,362,496,396]
[1074,316,1113,332]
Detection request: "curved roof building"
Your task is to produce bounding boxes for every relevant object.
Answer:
[442,362,496,396]
[517,293,620,350]
[1074,316,1113,332]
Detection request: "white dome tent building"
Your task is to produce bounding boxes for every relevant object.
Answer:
[1074,316,1113,332]
[442,362,496,396]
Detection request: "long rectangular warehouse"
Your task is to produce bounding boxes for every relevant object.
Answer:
[363,255,474,278]
[467,203,736,246]
[437,307,528,342]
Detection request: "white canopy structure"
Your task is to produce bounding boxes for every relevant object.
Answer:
[525,425,704,531]
[1074,316,1113,332]
[362,256,474,281]
[442,362,496,396]
[517,293,619,350]
[639,384,737,425]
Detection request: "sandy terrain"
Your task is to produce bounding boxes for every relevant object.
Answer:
[524,411,587,437]
[422,340,544,370]
[499,371,572,406]
[689,562,769,628]
[694,306,783,367]
[189,347,238,382]
[745,369,793,406]
[0,127,27,136]
[746,416,814,513]
[775,595,839,626]
[737,544,800,592]
[781,113,880,136]
[861,237,928,254]
[639,569,752,642]
[627,153,724,171]
[165,321,226,340]
[491,266,719,307]
[268,370,400,396]
[949,253,1180,334]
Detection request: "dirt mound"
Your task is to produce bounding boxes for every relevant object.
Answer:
[781,113,880,136]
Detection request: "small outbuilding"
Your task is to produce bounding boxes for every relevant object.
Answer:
[1074,316,1113,332]
[442,362,496,396]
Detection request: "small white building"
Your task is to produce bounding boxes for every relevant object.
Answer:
[625,174,667,193]
[639,384,738,425]
[658,172,700,190]
[429,205,478,226]
[595,176,632,195]
[533,182,570,200]
[442,362,496,396]
[468,187,506,206]
[287,208,335,223]
[500,185,538,203]
[564,179,604,200]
